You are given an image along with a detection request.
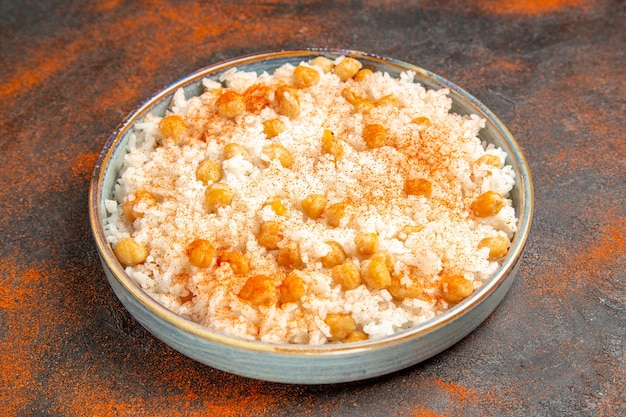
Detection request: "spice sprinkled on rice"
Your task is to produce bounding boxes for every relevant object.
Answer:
[105,56,518,345]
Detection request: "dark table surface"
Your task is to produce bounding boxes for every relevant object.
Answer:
[1,1,624,416]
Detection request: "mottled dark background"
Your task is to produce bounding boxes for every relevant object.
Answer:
[1,1,624,416]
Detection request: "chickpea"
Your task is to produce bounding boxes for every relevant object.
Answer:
[238,274,279,306]
[243,83,272,113]
[205,182,234,212]
[276,85,300,119]
[353,68,373,82]
[301,193,327,219]
[354,98,375,114]
[404,178,433,198]
[439,275,474,304]
[223,143,250,160]
[196,159,222,184]
[355,232,378,256]
[341,88,375,114]
[411,116,432,127]
[362,124,387,149]
[321,241,346,269]
[323,201,351,227]
[216,249,250,274]
[376,94,399,108]
[475,154,502,168]
[310,56,334,73]
[334,57,362,81]
[262,143,293,168]
[277,241,303,269]
[371,251,395,273]
[114,237,148,267]
[187,239,215,268]
[262,118,285,138]
[388,274,422,301]
[361,257,391,289]
[257,221,284,250]
[264,196,287,216]
[325,313,357,341]
[321,129,344,160]
[158,115,186,143]
[279,272,306,304]
[343,329,369,343]
[478,236,510,260]
[331,261,362,291]
[216,89,246,119]
[122,189,157,222]
[293,65,320,88]
[470,191,507,217]
[396,225,424,241]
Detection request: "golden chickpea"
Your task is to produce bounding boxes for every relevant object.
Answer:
[196,159,222,184]
[396,225,425,241]
[470,191,507,217]
[353,68,373,82]
[321,241,346,268]
[411,116,432,127]
[223,143,250,160]
[310,56,334,73]
[187,239,215,268]
[439,275,474,304]
[355,232,379,256]
[279,272,306,304]
[205,182,234,212]
[404,178,433,198]
[354,98,375,114]
[475,154,502,168]
[262,118,285,138]
[293,65,320,88]
[238,274,279,306]
[301,193,328,219]
[323,201,351,227]
[262,143,293,168]
[331,261,362,291]
[114,237,148,267]
[277,241,303,269]
[122,189,157,222]
[276,85,300,119]
[325,313,357,341]
[376,94,399,108]
[478,236,510,260]
[361,257,391,289]
[264,197,287,216]
[388,274,422,301]
[362,124,387,149]
[243,83,272,113]
[216,249,250,274]
[334,57,362,81]
[343,329,369,343]
[341,88,375,114]
[321,129,344,160]
[216,89,246,119]
[257,221,284,250]
[371,251,395,273]
[158,115,186,143]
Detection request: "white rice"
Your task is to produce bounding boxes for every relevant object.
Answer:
[104,57,517,345]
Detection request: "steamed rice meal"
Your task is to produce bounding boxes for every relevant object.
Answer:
[105,56,518,345]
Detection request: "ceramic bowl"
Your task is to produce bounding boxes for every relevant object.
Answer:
[89,49,533,384]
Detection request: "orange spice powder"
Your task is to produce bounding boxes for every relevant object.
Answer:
[476,0,594,15]
[0,265,48,417]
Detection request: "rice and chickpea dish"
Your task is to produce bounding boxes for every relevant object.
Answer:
[105,56,518,345]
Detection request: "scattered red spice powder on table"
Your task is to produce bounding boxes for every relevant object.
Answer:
[476,0,594,15]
